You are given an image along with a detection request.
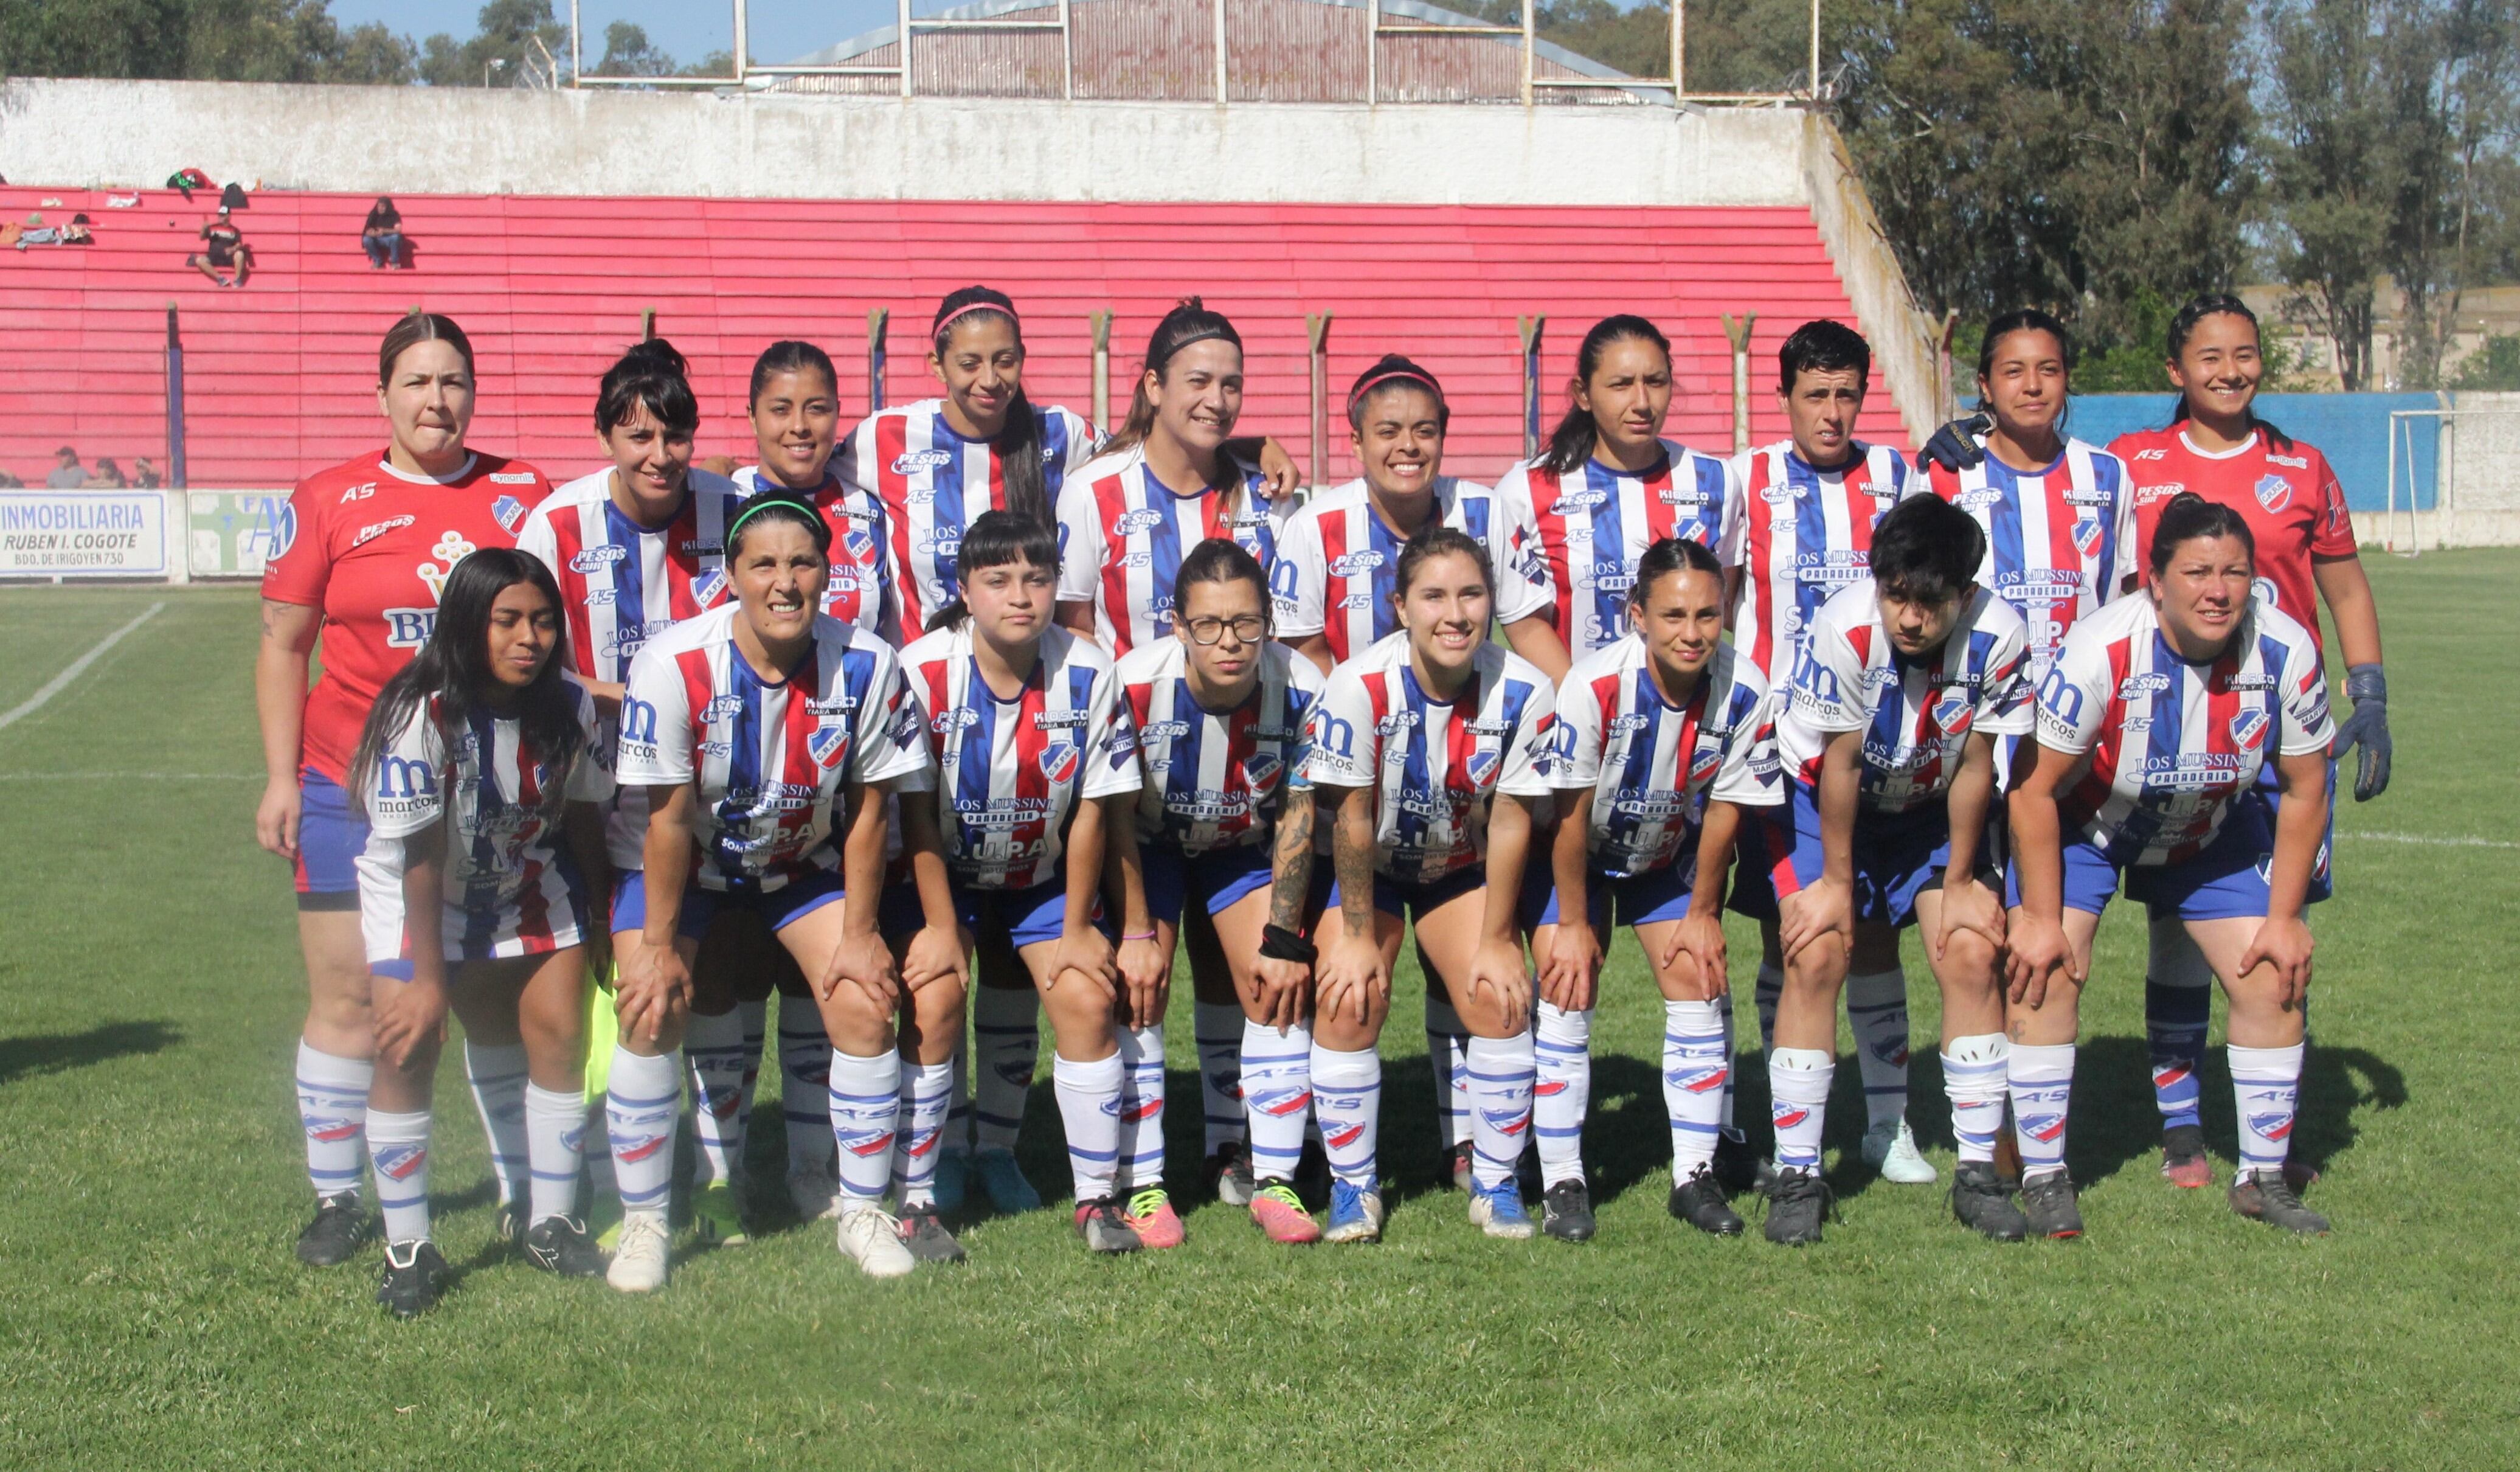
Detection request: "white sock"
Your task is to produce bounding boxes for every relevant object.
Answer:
[1465,1032,1535,1190]
[2009,1041,2076,1181]
[1053,1051,1125,1203]
[1425,993,1472,1151]
[972,984,1040,1154]
[462,1041,529,1208]
[1661,999,1729,1180]
[777,1004,834,1178]
[606,1047,682,1220]
[1767,1047,1833,1175]
[2229,1042,2305,1179]
[1714,990,1740,1138]
[891,1057,956,1210]
[295,1040,372,1201]
[1753,963,1784,1056]
[1844,969,1912,1131]
[1115,1024,1166,1192]
[524,1081,585,1224]
[1240,1019,1313,1183]
[682,1009,750,1189]
[826,1047,902,1207]
[1942,1033,2011,1165]
[1309,1042,1382,1188]
[1194,1001,1246,1158]
[1532,1002,1592,1187]
[366,1107,433,1243]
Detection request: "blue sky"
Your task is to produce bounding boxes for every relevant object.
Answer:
[324,2,902,68]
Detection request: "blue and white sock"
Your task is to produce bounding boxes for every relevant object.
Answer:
[972,983,1040,1154]
[1767,1047,1832,1175]
[2008,1042,2075,1181]
[1532,1002,1591,1188]
[1465,1032,1535,1191]
[1052,1051,1124,1202]
[1844,969,1911,1131]
[826,1048,902,1207]
[463,1040,529,1208]
[366,1107,432,1243]
[1115,1024,1166,1192]
[606,1047,682,1222]
[1241,1019,1312,1183]
[1194,1001,1245,1159]
[682,1009,750,1189]
[2147,985,2210,1134]
[524,1081,585,1224]
[294,1040,371,1202]
[891,1057,955,1210]
[1425,992,1472,1152]
[1942,1033,2010,1165]
[1661,999,1729,1180]
[1309,1041,1381,1188]
[778,1006,834,1178]
[2229,1042,2304,1180]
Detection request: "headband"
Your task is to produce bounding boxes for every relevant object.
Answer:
[1155,327,1239,365]
[1346,368,1442,411]
[934,300,1016,338]
[726,492,818,546]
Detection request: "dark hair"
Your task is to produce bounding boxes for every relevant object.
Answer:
[353,547,583,825]
[1393,525,1494,601]
[1345,353,1449,433]
[748,339,839,409]
[726,488,831,561]
[1975,308,2073,384]
[378,311,474,386]
[595,337,699,438]
[1630,536,1725,606]
[1778,319,1871,394]
[1107,298,1243,463]
[2164,294,2292,450]
[1538,314,1670,476]
[927,509,1061,633]
[2147,491,2257,580]
[1174,537,1272,634]
[1868,495,1986,606]
[933,286,1053,530]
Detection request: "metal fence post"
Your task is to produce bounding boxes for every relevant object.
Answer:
[868,308,890,412]
[1307,312,1334,491]
[1723,312,1757,453]
[165,302,187,490]
[1518,314,1546,461]
[1090,310,1115,433]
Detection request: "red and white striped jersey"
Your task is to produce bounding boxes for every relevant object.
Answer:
[1299,634,1557,885]
[2035,591,2333,866]
[1774,580,2034,814]
[1053,443,1287,656]
[895,622,1142,891]
[729,465,898,643]
[1115,638,1324,856]
[1928,437,2136,678]
[1270,476,1553,665]
[516,470,745,687]
[1494,439,1744,656]
[1549,637,1782,880]
[837,398,1099,634]
[1728,440,1922,678]
[615,605,930,892]
[357,677,613,963]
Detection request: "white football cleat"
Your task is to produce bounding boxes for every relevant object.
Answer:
[605,1214,671,1294]
[836,1204,917,1279]
[1863,1117,1938,1184]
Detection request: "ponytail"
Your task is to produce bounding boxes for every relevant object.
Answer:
[1101,298,1247,517]
[1537,314,1669,477]
[932,286,1054,530]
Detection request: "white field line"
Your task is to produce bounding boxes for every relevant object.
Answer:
[2338,830,2520,850]
[0,771,258,780]
[0,601,165,732]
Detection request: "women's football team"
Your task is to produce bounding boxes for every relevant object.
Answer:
[255,288,2390,1316]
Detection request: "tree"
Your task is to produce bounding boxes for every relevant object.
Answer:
[592,20,676,78]
[0,0,413,83]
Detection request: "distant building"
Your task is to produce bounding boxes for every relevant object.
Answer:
[2242,279,2520,391]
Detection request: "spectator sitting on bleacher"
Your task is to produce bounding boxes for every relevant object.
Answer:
[189,207,254,287]
[134,457,163,489]
[361,197,404,269]
[83,458,129,490]
[46,448,84,488]
[61,213,92,245]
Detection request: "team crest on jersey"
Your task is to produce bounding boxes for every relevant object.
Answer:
[807,723,853,770]
[1689,745,1723,788]
[491,495,527,533]
[2254,474,2293,513]
[891,449,954,476]
[2071,518,2103,558]
[1464,748,1501,789]
[1931,687,1973,734]
[692,568,729,606]
[2229,708,2270,751]
[843,527,877,563]
[1039,740,1080,785]
[1242,751,1283,794]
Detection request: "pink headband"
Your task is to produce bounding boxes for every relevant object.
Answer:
[1348,368,1441,411]
[935,300,1016,338]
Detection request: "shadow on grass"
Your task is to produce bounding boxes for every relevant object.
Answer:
[0,1019,181,1087]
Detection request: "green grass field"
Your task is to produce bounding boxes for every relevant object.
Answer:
[2,554,2515,1470]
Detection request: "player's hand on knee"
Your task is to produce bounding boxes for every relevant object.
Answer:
[2240,915,2315,1009]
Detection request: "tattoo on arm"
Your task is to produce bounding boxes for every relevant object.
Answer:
[1333,790,1377,933]
[1269,791,1315,932]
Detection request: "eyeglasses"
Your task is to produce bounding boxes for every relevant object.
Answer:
[1184,614,1267,645]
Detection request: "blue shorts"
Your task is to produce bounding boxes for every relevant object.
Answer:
[1723,810,1789,924]
[1776,783,1988,930]
[1324,865,1487,923]
[2252,763,2336,905]
[611,867,847,940]
[2008,796,2300,924]
[956,878,1075,950]
[1520,860,1700,930]
[1143,845,1276,926]
[294,766,367,909]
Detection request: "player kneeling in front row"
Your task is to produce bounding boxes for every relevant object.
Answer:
[2004,494,2333,1235]
[1539,537,1785,1238]
[1765,494,2031,1246]
[1307,527,1560,1241]
[351,549,616,1316]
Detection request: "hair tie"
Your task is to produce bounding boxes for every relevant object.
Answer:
[935,300,1015,338]
[1347,368,1441,412]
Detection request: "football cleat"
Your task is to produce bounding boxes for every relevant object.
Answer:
[606,1215,671,1293]
[1668,1165,1745,1237]
[1950,1160,2029,1242]
[973,1148,1042,1214]
[522,1215,609,1277]
[2161,1123,2213,1189]
[1541,1179,1596,1243]
[2018,1172,2084,1240]
[1323,1181,1385,1244]
[836,1204,917,1278]
[1122,1188,1187,1249]
[294,1193,372,1268]
[1205,1143,1257,1207]
[1249,1181,1321,1244]
[1467,1178,1535,1240]
[1863,1117,1938,1184]
[2229,1169,2329,1235]
[1762,1168,1834,1246]
[896,1207,968,1263]
[692,1180,749,1246]
[494,1195,529,1250]
[375,1238,451,1318]
[1074,1197,1143,1254]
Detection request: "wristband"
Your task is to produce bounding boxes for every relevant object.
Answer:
[2344,663,2386,704]
[1260,923,1317,965]
[1122,929,1158,942]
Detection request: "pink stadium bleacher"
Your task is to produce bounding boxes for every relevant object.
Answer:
[0,186,1903,490]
